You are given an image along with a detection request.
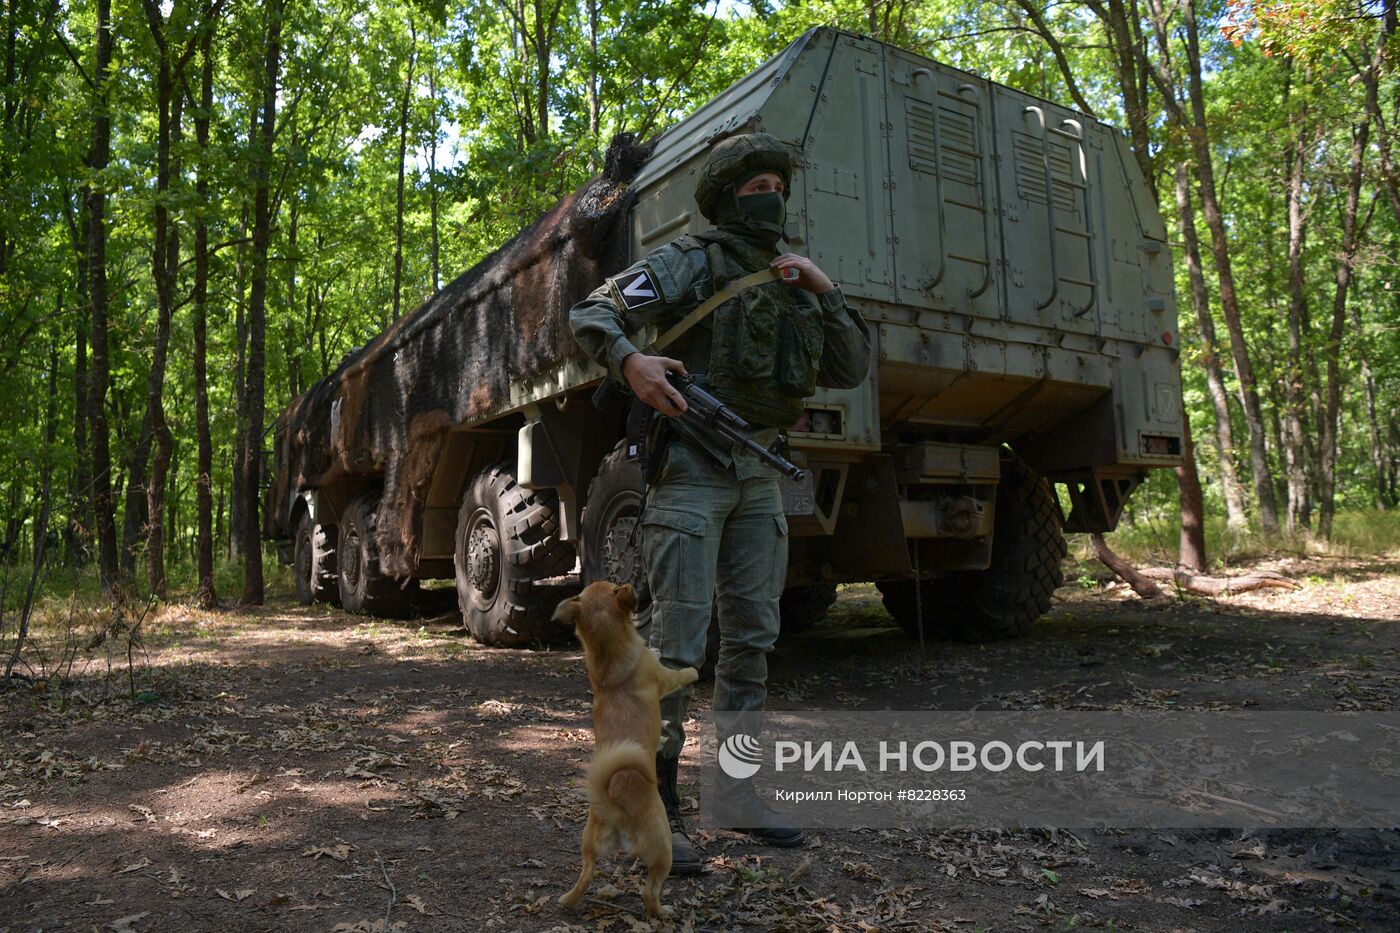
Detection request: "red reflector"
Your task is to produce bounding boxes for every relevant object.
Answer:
[1162,331,1173,345]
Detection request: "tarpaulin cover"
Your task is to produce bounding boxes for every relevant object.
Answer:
[271,134,655,575]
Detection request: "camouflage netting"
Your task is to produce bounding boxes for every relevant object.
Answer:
[275,133,656,577]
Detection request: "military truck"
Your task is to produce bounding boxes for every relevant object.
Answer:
[264,27,1182,648]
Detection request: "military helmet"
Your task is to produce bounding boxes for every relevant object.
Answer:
[694,132,793,221]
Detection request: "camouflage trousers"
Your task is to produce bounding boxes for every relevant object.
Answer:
[642,436,789,760]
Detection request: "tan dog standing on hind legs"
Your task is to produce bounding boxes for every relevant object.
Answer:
[554,581,699,918]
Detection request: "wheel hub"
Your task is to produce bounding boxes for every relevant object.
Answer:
[343,531,362,588]
[467,520,500,597]
[296,530,312,583]
[602,516,640,586]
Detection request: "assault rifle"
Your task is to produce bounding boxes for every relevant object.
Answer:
[591,373,808,482]
[664,373,808,482]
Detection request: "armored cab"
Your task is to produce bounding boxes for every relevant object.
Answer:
[266,28,1181,647]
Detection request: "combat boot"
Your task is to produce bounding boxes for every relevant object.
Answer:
[656,754,704,875]
[714,774,806,847]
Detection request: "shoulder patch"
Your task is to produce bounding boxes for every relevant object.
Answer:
[608,267,662,310]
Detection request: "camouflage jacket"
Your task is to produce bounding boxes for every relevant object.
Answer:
[569,234,870,470]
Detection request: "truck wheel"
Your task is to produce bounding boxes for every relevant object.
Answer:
[579,442,653,635]
[581,441,721,671]
[337,494,417,616]
[293,512,338,605]
[879,455,1065,641]
[455,462,576,648]
[779,583,838,634]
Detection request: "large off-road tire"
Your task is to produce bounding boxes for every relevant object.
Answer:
[580,441,723,671]
[879,455,1066,642]
[293,511,338,606]
[779,583,838,635]
[337,495,418,616]
[579,442,653,635]
[455,462,576,648]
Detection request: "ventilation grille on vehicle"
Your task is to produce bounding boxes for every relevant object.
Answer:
[904,98,981,189]
[1012,130,1079,215]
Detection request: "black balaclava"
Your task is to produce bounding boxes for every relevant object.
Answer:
[714,172,787,251]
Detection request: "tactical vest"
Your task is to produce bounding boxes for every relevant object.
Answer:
[672,231,824,429]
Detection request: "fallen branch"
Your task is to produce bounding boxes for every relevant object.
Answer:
[1089,534,1301,599]
[1138,567,1299,596]
[1090,534,1164,598]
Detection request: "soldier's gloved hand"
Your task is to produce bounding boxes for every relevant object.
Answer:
[771,253,836,295]
[621,353,690,416]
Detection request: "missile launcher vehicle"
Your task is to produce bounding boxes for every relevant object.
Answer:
[265,27,1182,647]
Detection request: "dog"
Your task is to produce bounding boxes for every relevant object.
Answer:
[553,581,699,918]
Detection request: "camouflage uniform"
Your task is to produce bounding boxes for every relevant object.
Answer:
[569,133,870,857]
[571,235,868,757]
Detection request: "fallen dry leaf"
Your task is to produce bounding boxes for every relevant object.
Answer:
[116,857,151,874]
[301,844,353,861]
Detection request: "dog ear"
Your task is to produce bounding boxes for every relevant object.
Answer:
[614,583,637,614]
[552,598,579,626]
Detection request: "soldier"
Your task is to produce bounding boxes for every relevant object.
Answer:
[569,132,870,873]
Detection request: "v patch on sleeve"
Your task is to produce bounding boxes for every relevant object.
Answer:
[609,267,662,310]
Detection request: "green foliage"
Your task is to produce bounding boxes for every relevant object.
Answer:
[0,0,1397,606]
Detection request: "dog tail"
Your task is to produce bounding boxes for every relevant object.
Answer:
[588,739,655,810]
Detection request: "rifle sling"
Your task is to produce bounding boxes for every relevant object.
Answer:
[647,267,783,353]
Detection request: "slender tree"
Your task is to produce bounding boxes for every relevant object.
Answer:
[241,0,285,604]
[1319,116,1374,538]
[193,24,217,608]
[1173,163,1248,529]
[392,19,417,321]
[1146,0,1281,532]
[85,0,120,597]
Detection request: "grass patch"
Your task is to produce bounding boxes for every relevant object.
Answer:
[1073,509,1400,568]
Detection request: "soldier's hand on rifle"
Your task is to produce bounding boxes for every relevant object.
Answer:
[622,353,690,416]
[771,253,835,295]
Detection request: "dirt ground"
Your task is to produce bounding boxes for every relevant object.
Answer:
[3,554,1399,932]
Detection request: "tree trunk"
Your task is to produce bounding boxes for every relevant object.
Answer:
[1318,119,1371,539]
[139,2,184,596]
[1357,20,1400,228]
[1282,89,1312,533]
[1388,420,1400,509]
[1146,0,1280,532]
[428,55,440,292]
[85,0,119,597]
[1181,0,1279,532]
[70,301,89,564]
[586,0,599,164]
[194,27,216,607]
[392,22,416,321]
[230,202,248,561]
[532,0,552,143]
[1172,163,1247,529]
[1350,295,1387,511]
[43,344,59,559]
[1176,408,1208,572]
[285,193,299,399]
[241,0,285,604]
